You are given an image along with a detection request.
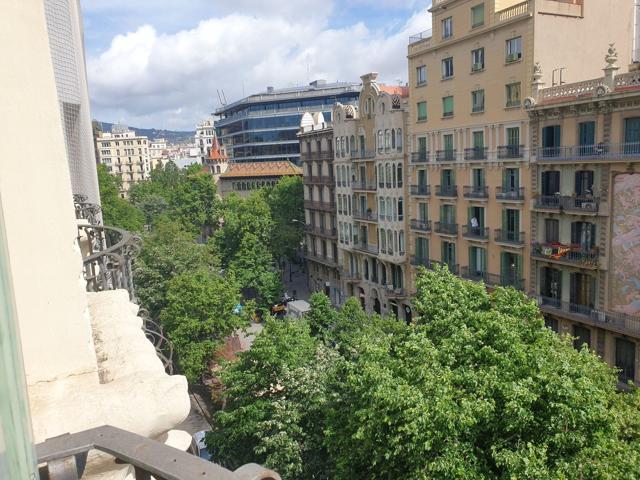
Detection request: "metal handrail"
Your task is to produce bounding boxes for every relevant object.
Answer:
[73,194,102,225]
[36,425,280,480]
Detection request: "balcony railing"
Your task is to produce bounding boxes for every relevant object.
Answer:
[340,268,361,282]
[436,185,458,197]
[73,194,101,225]
[306,251,337,267]
[352,210,378,222]
[308,175,335,186]
[351,150,376,160]
[436,149,457,162]
[410,256,459,275]
[410,184,431,196]
[351,180,377,191]
[496,0,530,22]
[463,185,489,199]
[462,225,489,240]
[36,425,280,480]
[460,268,524,291]
[409,28,433,44]
[532,242,600,267]
[434,222,458,236]
[304,200,335,212]
[534,195,561,209]
[353,242,379,255]
[534,194,599,213]
[496,186,525,201]
[494,229,525,246]
[464,147,488,161]
[536,143,640,161]
[304,224,338,238]
[410,219,432,232]
[497,145,524,159]
[536,296,640,339]
[411,151,429,163]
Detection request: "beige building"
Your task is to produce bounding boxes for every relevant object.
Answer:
[96,125,151,195]
[406,0,633,297]
[195,118,217,163]
[149,137,168,169]
[218,160,302,197]
[332,73,412,320]
[527,47,640,384]
[299,112,342,304]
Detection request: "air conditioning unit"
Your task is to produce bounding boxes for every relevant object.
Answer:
[506,53,521,63]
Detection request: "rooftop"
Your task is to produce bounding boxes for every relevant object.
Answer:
[220,161,302,179]
[379,85,409,98]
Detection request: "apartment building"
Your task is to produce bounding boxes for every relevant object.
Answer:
[406,0,633,296]
[96,125,151,195]
[527,48,640,384]
[332,73,412,320]
[299,112,342,304]
[149,137,168,169]
[195,118,216,163]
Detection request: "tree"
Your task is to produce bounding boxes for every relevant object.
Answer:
[265,176,304,266]
[159,268,247,383]
[134,219,217,318]
[96,164,145,232]
[306,292,338,339]
[210,267,640,479]
[169,165,219,238]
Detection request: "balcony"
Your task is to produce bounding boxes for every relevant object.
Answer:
[36,425,280,480]
[496,186,525,202]
[436,149,457,162]
[497,145,525,159]
[411,151,429,164]
[410,219,432,233]
[461,268,524,291]
[494,229,525,246]
[351,180,377,191]
[410,256,459,275]
[463,185,488,199]
[436,185,458,197]
[304,200,335,212]
[535,143,640,163]
[409,28,433,45]
[464,147,488,161]
[352,210,378,222]
[462,225,489,241]
[351,150,376,161]
[340,268,361,283]
[534,195,561,210]
[534,195,599,214]
[434,222,458,236]
[308,175,335,186]
[410,184,431,196]
[535,296,640,339]
[496,0,530,22]
[353,242,379,255]
[304,224,338,238]
[306,251,337,267]
[531,242,600,268]
[384,286,408,299]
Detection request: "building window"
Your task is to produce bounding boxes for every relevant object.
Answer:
[442,241,456,270]
[506,36,522,63]
[616,338,636,383]
[471,48,485,71]
[442,96,454,117]
[506,82,521,107]
[471,89,484,113]
[442,57,454,79]
[416,65,427,86]
[573,325,591,350]
[442,17,453,38]
[396,129,403,151]
[545,218,559,243]
[417,101,427,121]
[471,3,485,27]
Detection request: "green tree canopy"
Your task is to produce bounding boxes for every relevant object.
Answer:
[264,176,304,265]
[96,164,145,232]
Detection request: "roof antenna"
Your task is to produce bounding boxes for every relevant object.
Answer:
[222,89,228,105]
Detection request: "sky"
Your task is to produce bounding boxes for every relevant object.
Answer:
[80,0,432,131]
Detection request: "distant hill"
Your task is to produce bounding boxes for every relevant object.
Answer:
[97,121,195,145]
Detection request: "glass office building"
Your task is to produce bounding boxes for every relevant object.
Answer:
[214,80,361,164]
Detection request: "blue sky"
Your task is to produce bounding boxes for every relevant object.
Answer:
[80,1,432,130]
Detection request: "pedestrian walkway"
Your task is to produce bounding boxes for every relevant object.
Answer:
[283,262,310,301]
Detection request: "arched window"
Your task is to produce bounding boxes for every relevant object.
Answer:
[337,166,342,186]
[394,231,398,252]
[387,230,393,254]
[393,198,398,221]
[385,129,391,149]
[391,129,396,149]
[399,231,405,253]
[385,197,391,221]
[378,130,383,152]
[379,198,385,217]
[345,136,350,154]
[380,229,386,252]
[392,164,397,188]
[385,164,392,188]
[338,195,343,215]
[397,128,403,151]
[398,197,404,220]
[381,102,385,114]
[397,164,403,188]
[350,135,355,153]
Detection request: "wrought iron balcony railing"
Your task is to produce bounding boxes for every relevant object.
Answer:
[410,219,432,232]
[411,151,429,163]
[464,147,488,161]
[536,142,640,161]
[462,225,489,240]
[436,185,458,197]
[460,267,524,291]
[351,180,377,191]
[352,242,379,255]
[463,185,489,199]
[496,186,525,201]
[73,194,101,225]
[352,210,378,222]
[410,184,431,196]
[436,149,457,162]
[534,194,599,213]
[494,229,525,246]
[434,222,458,236]
[36,425,280,480]
[531,242,600,267]
[497,145,524,159]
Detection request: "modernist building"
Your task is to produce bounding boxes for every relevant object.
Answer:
[195,118,217,163]
[332,73,412,320]
[96,125,151,195]
[527,48,640,384]
[203,136,229,183]
[43,0,101,206]
[406,0,633,297]
[215,80,361,165]
[299,112,341,304]
[218,160,302,197]
[149,137,168,169]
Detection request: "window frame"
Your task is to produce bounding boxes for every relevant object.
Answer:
[442,96,454,118]
[416,65,427,86]
[417,101,428,122]
[471,89,485,113]
[505,82,522,108]
[442,57,454,79]
[471,47,485,72]
[471,3,485,28]
[506,36,523,63]
[442,17,453,38]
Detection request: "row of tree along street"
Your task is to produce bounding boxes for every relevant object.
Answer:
[99,162,640,478]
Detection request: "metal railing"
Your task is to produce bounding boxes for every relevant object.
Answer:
[350,150,376,160]
[494,229,525,245]
[340,269,361,282]
[434,222,458,235]
[303,200,335,212]
[534,194,599,213]
[436,185,458,197]
[410,257,458,275]
[308,175,335,186]
[409,28,433,44]
[436,149,457,162]
[464,147,488,161]
[411,151,429,163]
[410,184,431,196]
[497,145,524,159]
[351,180,377,191]
[531,242,600,267]
[535,296,640,339]
[463,185,489,199]
[73,194,101,225]
[140,312,174,375]
[536,143,640,161]
[410,219,432,232]
[352,242,379,255]
[496,186,525,201]
[304,224,337,238]
[534,195,561,209]
[460,268,524,291]
[353,210,378,222]
[306,251,337,267]
[36,425,280,480]
[462,225,489,240]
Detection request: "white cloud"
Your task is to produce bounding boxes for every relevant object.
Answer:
[86,5,430,130]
